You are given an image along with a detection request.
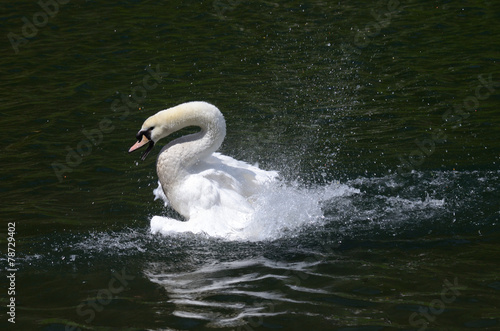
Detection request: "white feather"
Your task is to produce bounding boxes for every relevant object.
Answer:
[132,102,278,240]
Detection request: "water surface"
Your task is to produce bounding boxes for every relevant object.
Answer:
[1,1,499,330]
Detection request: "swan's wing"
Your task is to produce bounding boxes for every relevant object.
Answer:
[171,170,254,233]
[153,180,170,207]
[207,152,278,190]
[154,152,278,239]
[181,169,253,211]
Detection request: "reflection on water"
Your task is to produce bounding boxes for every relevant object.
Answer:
[146,259,297,327]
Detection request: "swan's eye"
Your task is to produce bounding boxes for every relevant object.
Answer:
[149,126,154,131]
[144,129,153,141]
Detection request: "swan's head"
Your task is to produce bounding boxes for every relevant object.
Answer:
[129,101,223,160]
[128,114,174,161]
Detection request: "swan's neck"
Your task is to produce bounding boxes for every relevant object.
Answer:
[156,103,226,185]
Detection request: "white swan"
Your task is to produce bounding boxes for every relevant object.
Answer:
[129,101,278,240]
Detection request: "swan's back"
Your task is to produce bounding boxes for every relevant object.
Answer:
[152,152,278,240]
[167,152,277,218]
[202,153,278,196]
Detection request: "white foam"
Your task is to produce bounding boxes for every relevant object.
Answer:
[150,181,360,241]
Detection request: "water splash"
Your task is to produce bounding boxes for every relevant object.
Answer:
[14,170,499,268]
[150,180,360,241]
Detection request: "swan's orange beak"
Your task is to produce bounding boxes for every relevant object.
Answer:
[129,135,149,153]
[129,133,155,160]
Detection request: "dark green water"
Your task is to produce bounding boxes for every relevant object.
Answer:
[1,0,499,330]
